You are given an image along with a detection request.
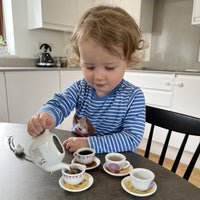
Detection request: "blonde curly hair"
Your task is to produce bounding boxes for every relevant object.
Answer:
[67,5,146,66]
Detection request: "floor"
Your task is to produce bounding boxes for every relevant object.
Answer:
[137,149,200,189]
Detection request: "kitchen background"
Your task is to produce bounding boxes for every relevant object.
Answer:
[0,0,200,170]
[1,0,200,70]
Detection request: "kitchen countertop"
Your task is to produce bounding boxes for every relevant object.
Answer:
[0,66,200,76]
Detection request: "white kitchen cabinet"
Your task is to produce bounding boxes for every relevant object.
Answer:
[60,70,83,130]
[77,0,95,20]
[171,75,200,154]
[124,71,174,108]
[27,0,94,32]
[172,75,200,118]
[0,72,9,122]
[191,0,200,26]
[94,0,154,32]
[5,71,60,125]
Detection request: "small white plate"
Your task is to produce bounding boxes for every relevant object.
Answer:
[59,173,94,192]
[121,176,157,197]
[71,157,101,170]
[103,163,133,177]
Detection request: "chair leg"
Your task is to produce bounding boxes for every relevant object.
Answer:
[183,142,200,180]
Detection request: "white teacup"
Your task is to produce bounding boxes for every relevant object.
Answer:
[73,148,95,164]
[130,168,155,191]
[62,163,86,185]
[105,153,130,172]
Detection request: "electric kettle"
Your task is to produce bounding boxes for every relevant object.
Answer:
[37,43,55,67]
[29,129,70,172]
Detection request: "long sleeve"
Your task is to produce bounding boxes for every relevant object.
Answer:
[38,81,80,127]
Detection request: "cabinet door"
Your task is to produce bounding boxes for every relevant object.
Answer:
[172,75,200,117]
[124,72,174,108]
[5,71,60,124]
[192,0,200,26]
[60,70,83,130]
[95,0,140,24]
[0,72,9,122]
[42,0,76,30]
[171,75,200,153]
[77,0,95,20]
[94,0,154,32]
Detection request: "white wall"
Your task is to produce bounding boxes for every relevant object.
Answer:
[10,0,68,58]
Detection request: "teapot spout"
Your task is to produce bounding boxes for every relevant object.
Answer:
[48,162,70,172]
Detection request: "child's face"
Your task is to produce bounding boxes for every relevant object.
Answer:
[79,38,128,97]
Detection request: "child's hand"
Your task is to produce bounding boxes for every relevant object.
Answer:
[27,112,55,137]
[63,137,89,152]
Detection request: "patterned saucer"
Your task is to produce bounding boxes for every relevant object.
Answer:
[103,163,133,177]
[59,173,93,192]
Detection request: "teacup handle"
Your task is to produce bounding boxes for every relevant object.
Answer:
[123,160,130,169]
[73,152,77,158]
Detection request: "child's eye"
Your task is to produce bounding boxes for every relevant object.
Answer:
[105,67,114,71]
[86,66,95,70]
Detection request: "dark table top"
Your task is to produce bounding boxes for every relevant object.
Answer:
[0,123,199,200]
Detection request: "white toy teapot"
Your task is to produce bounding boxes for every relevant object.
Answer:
[29,129,70,172]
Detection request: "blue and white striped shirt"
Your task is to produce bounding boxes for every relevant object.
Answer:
[39,78,145,153]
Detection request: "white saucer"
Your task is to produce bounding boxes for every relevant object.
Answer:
[103,163,133,177]
[121,176,157,197]
[71,157,101,170]
[59,173,94,192]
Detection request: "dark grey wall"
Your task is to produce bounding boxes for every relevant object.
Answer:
[144,0,200,71]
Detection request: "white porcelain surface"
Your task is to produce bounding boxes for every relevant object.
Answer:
[105,153,130,172]
[29,129,69,172]
[59,173,94,192]
[73,147,95,165]
[62,163,86,185]
[130,168,155,191]
[121,176,157,197]
[71,156,101,170]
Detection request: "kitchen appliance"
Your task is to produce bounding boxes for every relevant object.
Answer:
[37,43,55,67]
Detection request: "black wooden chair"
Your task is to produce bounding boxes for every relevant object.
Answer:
[145,105,200,180]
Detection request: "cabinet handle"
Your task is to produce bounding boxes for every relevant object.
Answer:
[165,81,171,86]
[193,16,200,22]
[165,82,184,87]
[173,82,183,87]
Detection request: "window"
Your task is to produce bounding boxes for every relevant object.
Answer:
[0,0,7,54]
[0,0,15,55]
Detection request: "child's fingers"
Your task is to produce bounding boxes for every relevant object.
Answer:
[38,112,54,130]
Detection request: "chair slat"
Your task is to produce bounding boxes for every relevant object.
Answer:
[183,142,200,180]
[144,124,154,158]
[159,130,172,166]
[171,134,189,173]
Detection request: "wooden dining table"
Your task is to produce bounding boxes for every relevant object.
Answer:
[0,122,199,200]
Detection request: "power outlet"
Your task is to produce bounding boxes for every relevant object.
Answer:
[36,42,54,52]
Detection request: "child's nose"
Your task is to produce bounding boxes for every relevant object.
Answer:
[94,72,105,80]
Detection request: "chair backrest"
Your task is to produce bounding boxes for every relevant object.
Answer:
[145,105,200,180]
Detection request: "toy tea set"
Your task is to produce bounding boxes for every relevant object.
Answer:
[28,130,157,195]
